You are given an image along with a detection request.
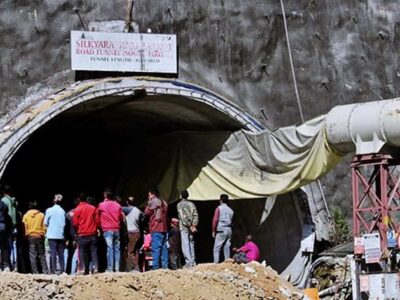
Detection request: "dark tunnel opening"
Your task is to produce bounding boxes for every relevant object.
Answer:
[1,93,242,266]
[1,94,241,212]
[0,92,304,270]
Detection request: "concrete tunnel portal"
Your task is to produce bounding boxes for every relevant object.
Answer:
[0,77,264,205]
[0,77,305,268]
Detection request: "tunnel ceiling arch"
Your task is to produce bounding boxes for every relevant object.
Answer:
[0,77,265,180]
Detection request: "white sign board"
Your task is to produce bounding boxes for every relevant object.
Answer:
[363,233,381,264]
[300,224,315,253]
[70,31,177,73]
[369,274,385,299]
[384,273,399,299]
[362,273,400,299]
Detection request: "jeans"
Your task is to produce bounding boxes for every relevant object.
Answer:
[127,232,140,271]
[48,239,65,274]
[180,229,195,267]
[0,231,10,270]
[63,246,78,274]
[28,237,48,274]
[64,247,78,274]
[233,252,249,264]
[213,229,232,263]
[151,232,168,270]
[77,235,98,274]
[8,229,17,271]
[103,231,120,272]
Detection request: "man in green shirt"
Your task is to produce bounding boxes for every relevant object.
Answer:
[1,185,17,271]
[1,187,16,227]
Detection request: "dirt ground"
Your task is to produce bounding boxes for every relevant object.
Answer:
[0,261,304,300]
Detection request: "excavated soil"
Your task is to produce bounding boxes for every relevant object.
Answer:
[0,262,303,300]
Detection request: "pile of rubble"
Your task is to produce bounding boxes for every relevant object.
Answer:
[0,262,304,299]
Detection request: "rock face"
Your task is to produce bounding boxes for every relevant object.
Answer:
[1,1,399,221]
[2,1,399,123]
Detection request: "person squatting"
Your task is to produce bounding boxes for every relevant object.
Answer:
[0,186,260,274]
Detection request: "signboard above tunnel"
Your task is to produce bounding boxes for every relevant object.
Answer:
[70,31,177,74]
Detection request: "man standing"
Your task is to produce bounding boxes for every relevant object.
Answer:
[1,185,17,271]
[122,196,144,272]
[177,190,198,268]
[44,194,66,274]
[0,199,10,271]
[65,198,78,274]
[73,193,99,274]
[144,189,168,270]
[97,189,123,272]
[212,194,234,263]
[22,201,48,274]
[168,218,182,270]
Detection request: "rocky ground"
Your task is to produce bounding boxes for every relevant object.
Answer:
[0,261,304,300]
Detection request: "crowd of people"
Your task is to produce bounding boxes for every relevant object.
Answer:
[0,185,260,274]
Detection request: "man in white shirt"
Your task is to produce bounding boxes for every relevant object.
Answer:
[122,196,144,272]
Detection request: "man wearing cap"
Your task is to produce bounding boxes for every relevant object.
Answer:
[44,194,66,274]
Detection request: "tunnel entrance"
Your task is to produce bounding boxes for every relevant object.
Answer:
[1,91,243,213]
[0,78,308,271]
[0,77,268,267]
[0,77,266,211]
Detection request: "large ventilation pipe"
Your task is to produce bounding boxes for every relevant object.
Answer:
[326,98,400,155]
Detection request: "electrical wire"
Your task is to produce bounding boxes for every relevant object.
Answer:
[279,0,331,219]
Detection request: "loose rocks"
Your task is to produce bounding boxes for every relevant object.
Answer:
[0,262,303,299]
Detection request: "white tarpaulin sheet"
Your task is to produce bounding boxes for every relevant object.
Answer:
[188,115,343,200]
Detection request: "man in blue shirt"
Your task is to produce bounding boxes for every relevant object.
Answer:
[44,194,66,274]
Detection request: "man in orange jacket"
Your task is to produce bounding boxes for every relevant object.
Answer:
[22,201,48,274]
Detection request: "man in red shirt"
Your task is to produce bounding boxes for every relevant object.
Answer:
[144,188,168,270]
[72,193,99,274]
[97,189,123,272]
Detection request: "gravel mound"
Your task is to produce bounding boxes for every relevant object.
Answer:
[0,262,304,299]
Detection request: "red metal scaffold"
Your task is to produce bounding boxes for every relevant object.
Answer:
[352,153,400,252]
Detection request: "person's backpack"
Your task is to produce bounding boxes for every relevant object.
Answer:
[0,202,8,232]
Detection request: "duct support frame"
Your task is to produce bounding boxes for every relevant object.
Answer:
[351,153,400,249]
[351,153,400,298]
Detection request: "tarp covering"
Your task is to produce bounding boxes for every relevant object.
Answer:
[114,115,342,202]
[188,115,344,200]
